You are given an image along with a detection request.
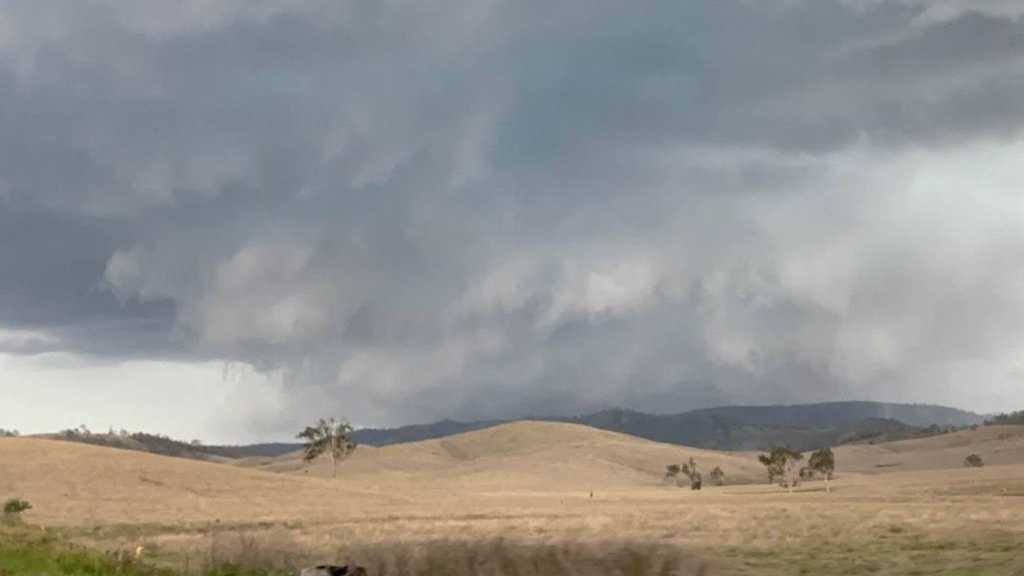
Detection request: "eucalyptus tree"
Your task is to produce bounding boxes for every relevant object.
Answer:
[297,418,357,478]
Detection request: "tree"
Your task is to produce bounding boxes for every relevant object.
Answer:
[3,498,31,516]
[680,457,702,490]
[758,447,804,492]
[665,458,702,489]
[708,466,725,486]
[758,451,783,485]
[665,464,681,480]
[0,429,18,438]
[782,452,803,492]
[297,418,357,478]
[807,447,835,493]
[964,454,984,468]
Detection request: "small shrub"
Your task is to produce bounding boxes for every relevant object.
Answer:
[964,454,984,468]
[2,498,31,515]
[709,466,725,486]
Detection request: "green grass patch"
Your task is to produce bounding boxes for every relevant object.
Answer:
[0,528,290,576]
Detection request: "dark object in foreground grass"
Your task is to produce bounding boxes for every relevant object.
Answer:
[300,565,367,576]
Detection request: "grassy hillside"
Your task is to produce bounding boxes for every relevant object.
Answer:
[6,421,1024,575]
[244,420,1024,486]
[0,437,398,526]
[835,424,1024,474]
[242,421,767,488]
[30,402,989,465]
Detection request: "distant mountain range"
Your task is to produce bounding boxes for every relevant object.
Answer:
[35,401,988,459]
[553,401,985,451]
[249,401,985,456]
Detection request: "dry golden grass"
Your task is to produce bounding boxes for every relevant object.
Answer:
[4,422,1024,574]
[240,421,768,490]
[835,424,1024,474]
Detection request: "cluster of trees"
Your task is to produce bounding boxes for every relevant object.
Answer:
[758,446,835,493]
[47,418,359,473]
[57,426,210,458]
[0,429,19,437]
[665,458,725,489]
[985,410,1024,426]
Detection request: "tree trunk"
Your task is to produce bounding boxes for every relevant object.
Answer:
[825,475,830,493]
[331,452,337,478]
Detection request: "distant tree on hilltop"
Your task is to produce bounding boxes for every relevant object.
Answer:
[298,418,357,478]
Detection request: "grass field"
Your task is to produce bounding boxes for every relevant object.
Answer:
[4,422,1024,575]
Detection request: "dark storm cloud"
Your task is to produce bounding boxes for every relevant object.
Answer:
[2,0,1024,431]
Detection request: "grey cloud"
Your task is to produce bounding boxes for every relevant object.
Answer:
[2,1,1024,432]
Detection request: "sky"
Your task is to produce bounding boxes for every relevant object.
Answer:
[2,0,1024,443]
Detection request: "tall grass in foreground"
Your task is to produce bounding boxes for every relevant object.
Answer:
[2,526,709,576]
[336,539,709,576]
[202,529,711,576]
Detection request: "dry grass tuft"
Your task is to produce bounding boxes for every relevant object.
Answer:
[205,527,305,573]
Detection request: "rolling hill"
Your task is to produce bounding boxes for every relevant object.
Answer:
[239,420,768,488]
[28,401,988,463]
[6,419,1024,530]
[0,437,400,526]
[7,418,1024,576]
[835,424,1024,474]
[243,420,1024,486]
